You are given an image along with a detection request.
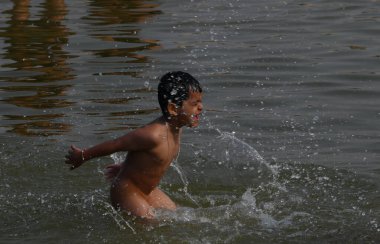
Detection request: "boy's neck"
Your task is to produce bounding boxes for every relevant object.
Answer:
[161,116,181,134]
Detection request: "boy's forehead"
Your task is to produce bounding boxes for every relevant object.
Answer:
[188,91,202,100]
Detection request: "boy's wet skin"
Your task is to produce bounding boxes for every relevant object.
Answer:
[65,72,203,219]
[111,91,202,217]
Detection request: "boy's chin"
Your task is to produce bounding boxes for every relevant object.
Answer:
[188,121,199,128]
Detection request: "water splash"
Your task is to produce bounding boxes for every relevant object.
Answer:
[110,152,126,164]
[238,188,278,228]
[171,162,200,207]
[215,128,276,176]
[101,201,136,234]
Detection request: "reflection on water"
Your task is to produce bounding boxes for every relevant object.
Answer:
[3,114,70,136]
[0,0,161,136]
[84,0,161,70]
[2,0,74,85]
[0,0,74,136]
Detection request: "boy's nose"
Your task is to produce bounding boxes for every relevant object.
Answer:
[198,103,203,111]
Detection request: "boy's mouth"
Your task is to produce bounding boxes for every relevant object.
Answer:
[191,114,200,121]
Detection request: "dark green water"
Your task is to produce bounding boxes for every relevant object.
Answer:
[0,0,379,243]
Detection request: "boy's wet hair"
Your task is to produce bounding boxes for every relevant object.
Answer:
[158,71,202,119]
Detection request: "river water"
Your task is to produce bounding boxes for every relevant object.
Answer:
[0,0,379,243]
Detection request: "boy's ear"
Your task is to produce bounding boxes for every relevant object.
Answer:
[167,102,178,117]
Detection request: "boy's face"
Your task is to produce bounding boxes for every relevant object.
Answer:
[177,91,203,128]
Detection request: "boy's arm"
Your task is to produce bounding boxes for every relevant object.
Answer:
[65,128,158,170]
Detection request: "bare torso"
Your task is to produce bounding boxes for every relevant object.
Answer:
[111,120,180,196]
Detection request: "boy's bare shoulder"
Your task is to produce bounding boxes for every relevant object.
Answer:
[131,119,166,145]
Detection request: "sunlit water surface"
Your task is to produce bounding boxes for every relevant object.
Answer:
[0,0,379,243]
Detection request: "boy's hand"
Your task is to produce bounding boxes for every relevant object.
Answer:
[105,164,122,182]
[65,145,85,170]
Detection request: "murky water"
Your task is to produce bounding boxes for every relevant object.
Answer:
[1,0,379,243]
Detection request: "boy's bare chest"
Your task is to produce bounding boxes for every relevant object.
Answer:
[159,129,180,163]
[154,139,179,164]
[128,129,181,170]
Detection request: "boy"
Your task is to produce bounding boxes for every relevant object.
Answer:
[65,71,203,219]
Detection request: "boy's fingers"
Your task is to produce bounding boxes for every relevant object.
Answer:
[65,145,76,170]
[70,145,82,152]
[64,154,74,163]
